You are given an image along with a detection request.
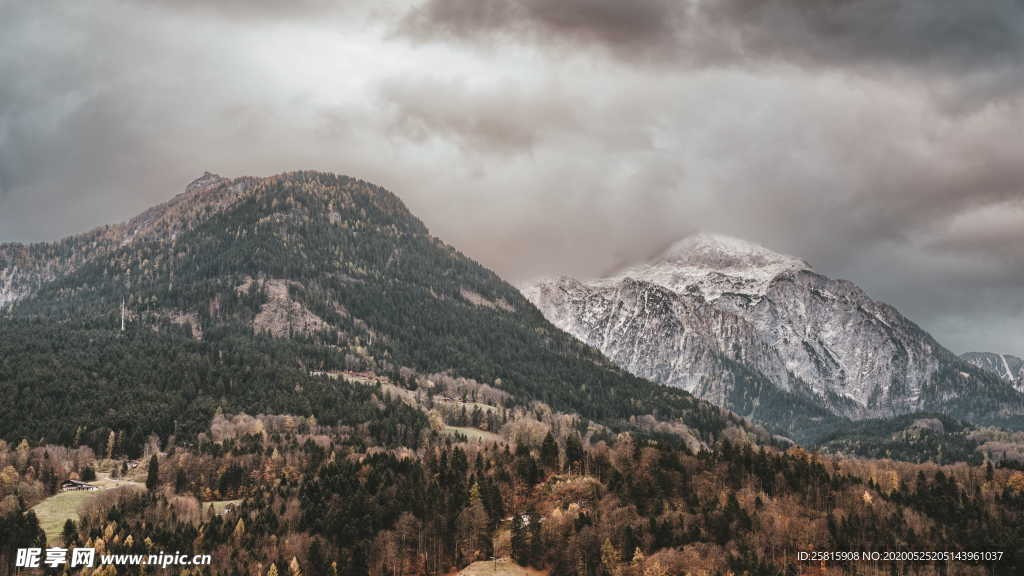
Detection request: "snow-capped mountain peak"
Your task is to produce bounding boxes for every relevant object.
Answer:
[658,233,806,270]
[604,233,810,302]
[522,232,1024,434]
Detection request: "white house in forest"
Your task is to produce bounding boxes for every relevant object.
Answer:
[61,479,99,492]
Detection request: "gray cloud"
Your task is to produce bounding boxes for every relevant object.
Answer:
[401,0,681,58]
[704,0,1024,68]
[403,0,1024,67]
[378,76,582,152]
[1,0,1023,355]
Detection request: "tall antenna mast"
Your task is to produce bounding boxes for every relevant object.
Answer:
[121,297,126,332]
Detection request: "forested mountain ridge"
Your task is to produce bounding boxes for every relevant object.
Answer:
[812,412,1024,465]
[0,171,752,455]
[0,172,243,307]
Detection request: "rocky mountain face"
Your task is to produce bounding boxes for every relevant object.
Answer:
[962,352,1024,392]
[523,234,1023,438]
[1,172,750,448]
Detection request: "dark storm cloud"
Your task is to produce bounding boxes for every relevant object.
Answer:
[1,0,1023,354]
[401,0,681,58]
[403,0,1024,79]
[704,0,1024,69]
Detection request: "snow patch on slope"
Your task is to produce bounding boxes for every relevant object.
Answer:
[962,351,1024,393]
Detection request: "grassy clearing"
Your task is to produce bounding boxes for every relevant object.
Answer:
[93,472,146,491]
[444,426,503,444]
[31,472,145,545]
[203,499,243,515]
[436,398,501,414]
[454,559,547,575]
[32,490,96,545]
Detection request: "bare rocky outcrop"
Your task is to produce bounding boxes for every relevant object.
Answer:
[460,288,514,312]
[238,277,330,338]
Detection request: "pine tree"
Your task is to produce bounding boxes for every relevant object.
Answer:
[457,482,490,563]
[600,538,621,576]
[511,514,528,565]
[62,519,78,547]
[345,545,368,576]
[541,432,559,471]
[232,519,246,542]
[308,539,326,576]
[631,548,645,569]
[565,434,584,474]
[106,431,117,460]
[146,455,160,490]
[16,439,30,470]
[528,509,543,568]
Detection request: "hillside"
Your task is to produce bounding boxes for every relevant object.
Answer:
[0,172,747,455]
[963,352,1024,392]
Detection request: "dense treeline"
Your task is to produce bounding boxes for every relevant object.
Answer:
[41,417,1024,576]
[814,414,985,464]
[0,321,425,455]
[710,355,841,444]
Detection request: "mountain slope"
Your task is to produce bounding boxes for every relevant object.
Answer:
[812,413,983,464]
[0,172,242,307]
[0,172,749,452]
[522,233,1024,437]
[963,352,1024,392]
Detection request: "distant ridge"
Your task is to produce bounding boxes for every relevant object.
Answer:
[962,351,1024,392]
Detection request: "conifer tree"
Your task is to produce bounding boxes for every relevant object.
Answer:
[541,432,559,471]
[511,514,529,565]
[146,455,160,490]
[600,538,621,576]
[62,519,78,547]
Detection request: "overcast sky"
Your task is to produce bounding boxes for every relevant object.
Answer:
[2,0,1022,354]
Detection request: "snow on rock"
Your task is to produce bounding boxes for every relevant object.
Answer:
[962,352,1024,393]
[601,233,810,303]
[0,262,55,309]
[522,232,979,421]
[0,266,18,307]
